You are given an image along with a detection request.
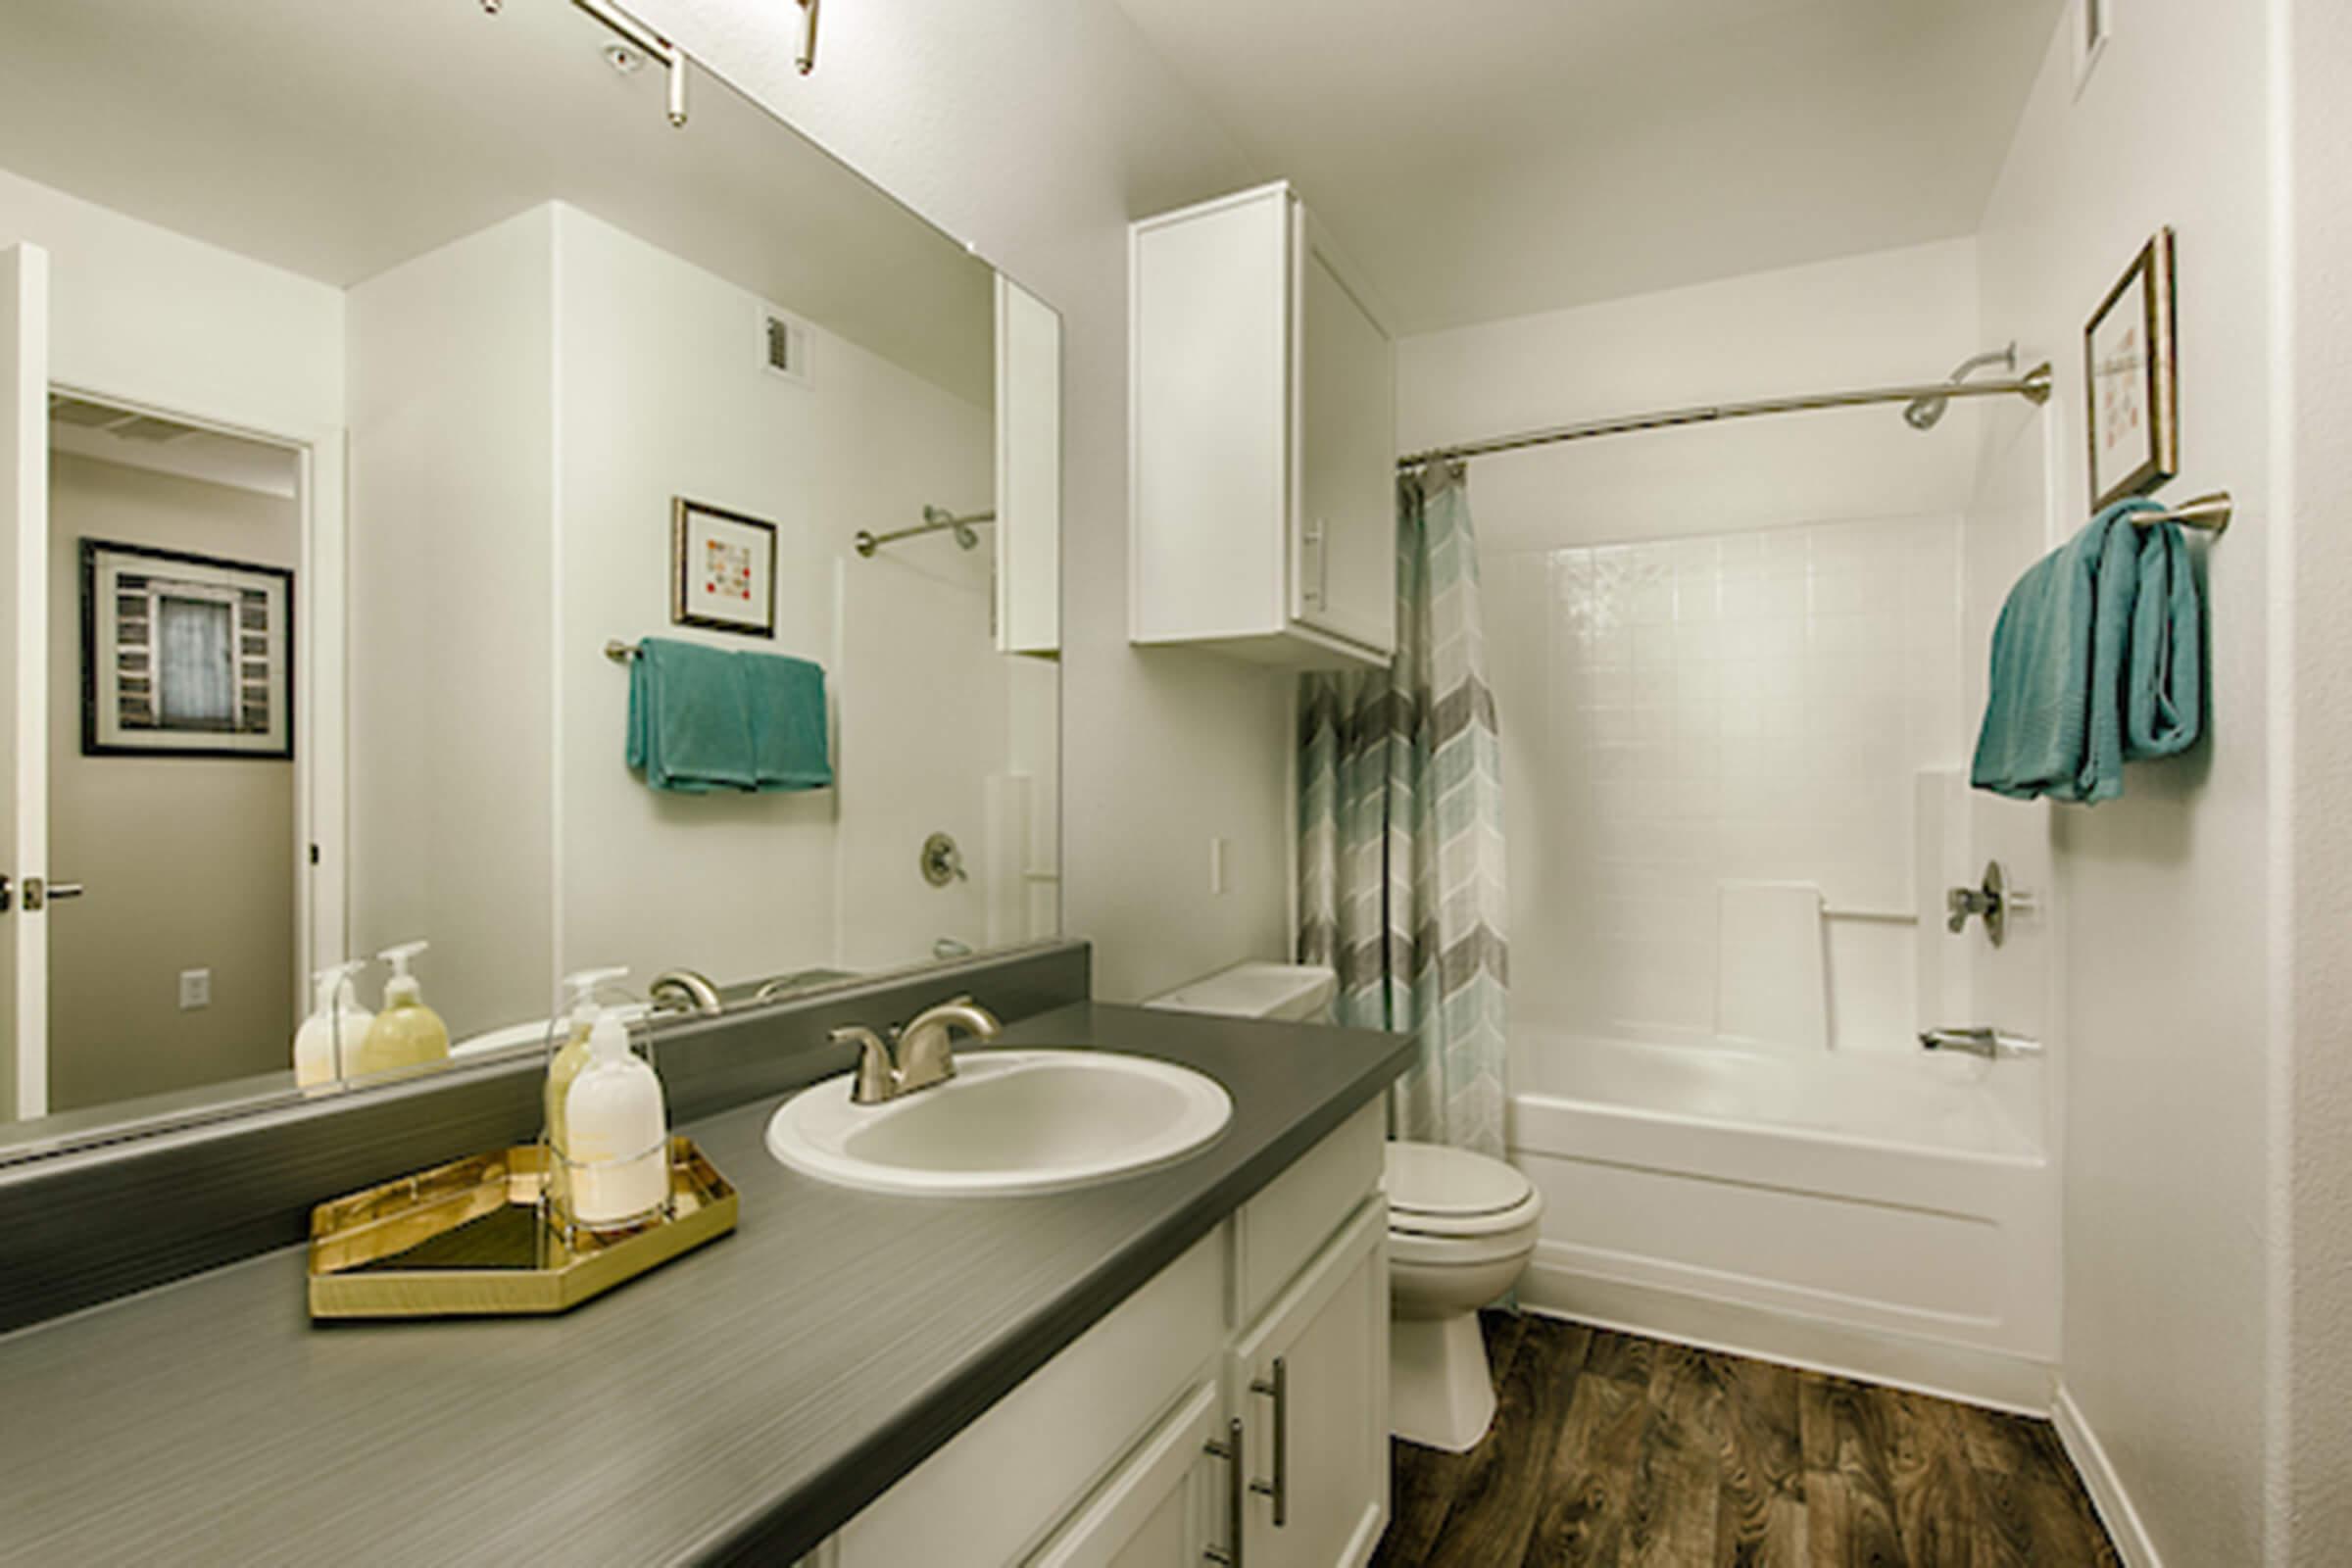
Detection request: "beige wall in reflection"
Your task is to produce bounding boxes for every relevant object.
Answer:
[46,451,298,1111]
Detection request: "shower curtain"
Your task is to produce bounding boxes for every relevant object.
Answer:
[1298,464,1509,1157]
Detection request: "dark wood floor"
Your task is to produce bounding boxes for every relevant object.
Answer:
[1372,1312,2121,1568]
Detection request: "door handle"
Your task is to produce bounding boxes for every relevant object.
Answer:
[1203,1415,1245,1567]
[1249,1357,1289,1525]
[21,877,81,911]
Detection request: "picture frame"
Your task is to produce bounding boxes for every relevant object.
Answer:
[80,539,294,760]
[669,497,778,639]
[2084,227,2179,512]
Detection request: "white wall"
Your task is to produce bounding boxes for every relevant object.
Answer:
[1965,6,2276,1564]
[346,206,557,1041]
[352,201,1012,1026]
[2276,1,2352,1560]
[631,0,1284,1003]
[1397,239,1986,554]
[553,205,837,991]
[1400,242,1984,1057]
[552,203,1005,986]
[0,165,342,435]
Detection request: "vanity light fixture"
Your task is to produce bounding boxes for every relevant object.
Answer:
[480,0,691,125]
[570,0,690,124]
[796,0,821,74]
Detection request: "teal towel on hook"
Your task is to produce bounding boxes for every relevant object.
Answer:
[627,638,832,794]
[1970,498,2202,804]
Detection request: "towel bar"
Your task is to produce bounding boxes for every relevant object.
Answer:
[2132,491,2231,533]
[605,639,641,663]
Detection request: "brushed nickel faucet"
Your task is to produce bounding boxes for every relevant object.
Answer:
[834,995,1003,1105]
[648,968,723,1017]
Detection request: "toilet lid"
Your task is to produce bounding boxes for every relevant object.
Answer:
[1385,1141,1534,1220]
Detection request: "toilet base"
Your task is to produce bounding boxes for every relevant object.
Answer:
[1389,1310,1496,1452]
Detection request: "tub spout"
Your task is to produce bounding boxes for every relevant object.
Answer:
[1919,1026,2042,1059]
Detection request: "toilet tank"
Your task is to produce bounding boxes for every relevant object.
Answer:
[1144,961,1339,1023]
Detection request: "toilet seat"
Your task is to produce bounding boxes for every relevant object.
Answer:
[1385,1141,1540,1240]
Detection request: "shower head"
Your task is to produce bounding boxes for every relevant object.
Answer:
[1903,343,2022,431]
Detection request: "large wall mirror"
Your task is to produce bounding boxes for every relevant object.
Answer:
[0,0,1062,1143]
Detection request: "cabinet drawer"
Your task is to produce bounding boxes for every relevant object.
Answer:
[834,1229,1226,1568]
[1232,1100,1383,1329]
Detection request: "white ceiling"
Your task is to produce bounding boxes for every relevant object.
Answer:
[0,0,994,404]
[1111,0,2063,335]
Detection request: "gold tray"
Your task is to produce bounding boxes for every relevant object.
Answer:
[308,1138,737,1319]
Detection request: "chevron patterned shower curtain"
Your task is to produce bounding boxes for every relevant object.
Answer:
[1298,464,1509,1157]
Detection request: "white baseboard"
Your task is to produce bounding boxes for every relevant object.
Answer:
[1521,1256,2055,1415]
[2052,1386,2163,1568]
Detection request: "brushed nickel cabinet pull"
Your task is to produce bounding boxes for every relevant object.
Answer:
[1249,1357,1289,1525]
[1203,1415,1245,1567]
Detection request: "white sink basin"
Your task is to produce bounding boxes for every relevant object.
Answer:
[765,1049,1233,1197]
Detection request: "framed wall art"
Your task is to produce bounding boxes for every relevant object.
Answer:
[2084,227,2180,511]
[81,539,294,759]
[670,497,778,639]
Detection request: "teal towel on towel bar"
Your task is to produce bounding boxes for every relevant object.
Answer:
[743,649,833,790]
[1970,498,2202,804]
[628,638,756,794]
[627,638,832,794]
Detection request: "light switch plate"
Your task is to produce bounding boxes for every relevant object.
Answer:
[178,968,211,1010]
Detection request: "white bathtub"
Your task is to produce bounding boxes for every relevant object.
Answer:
[1508,1027,2060,1409]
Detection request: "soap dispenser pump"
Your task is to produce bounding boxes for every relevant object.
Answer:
[293,959,373,1089]
[547,966,629,1160]
[353,940,451,1079]
[563,1002,670,1229]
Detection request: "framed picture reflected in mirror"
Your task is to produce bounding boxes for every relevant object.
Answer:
[670,497,778,639]
[80,539,294,759]
[2084,227,2180,511]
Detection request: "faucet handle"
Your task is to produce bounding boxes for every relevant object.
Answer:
[833,1025,898,1104]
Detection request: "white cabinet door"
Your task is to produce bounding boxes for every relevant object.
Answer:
[1027,1382,1232,1568]
[1292,213,1395,659]
[1231,1200,1390,1568]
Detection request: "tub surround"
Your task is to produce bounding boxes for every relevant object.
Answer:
[0,1002,1412,1566]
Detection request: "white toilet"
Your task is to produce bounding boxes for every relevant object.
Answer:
[1384,1140,1543,1451]
[1145,962,1543,1454]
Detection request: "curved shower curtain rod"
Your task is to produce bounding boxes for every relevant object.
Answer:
[1397,351,2055,469]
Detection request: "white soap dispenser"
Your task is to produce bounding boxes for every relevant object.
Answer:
[562,1002,670,1229]
[546,966,628,1161]
[293,959,373,1089]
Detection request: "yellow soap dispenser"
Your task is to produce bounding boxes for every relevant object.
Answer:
[546,966,628,1161]
[353,941,451,1079]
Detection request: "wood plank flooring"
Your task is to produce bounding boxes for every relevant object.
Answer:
[1372,1313,2121,1568]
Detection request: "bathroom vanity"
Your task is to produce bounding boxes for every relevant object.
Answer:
[0,1001,1410,1567]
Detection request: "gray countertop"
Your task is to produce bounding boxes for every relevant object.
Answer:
[0,1003,1411,1566]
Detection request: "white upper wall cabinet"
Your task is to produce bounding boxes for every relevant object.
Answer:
[1129,183,1395,669]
